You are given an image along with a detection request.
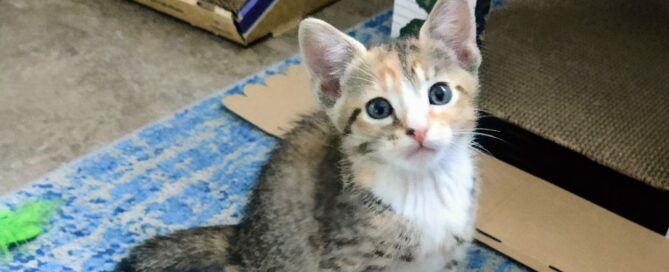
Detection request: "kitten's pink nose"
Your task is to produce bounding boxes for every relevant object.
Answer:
[406,128,427,144]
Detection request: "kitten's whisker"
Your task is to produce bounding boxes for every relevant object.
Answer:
[353,65,378,81]
[348,71,378,85]
[453,131,507,144]
[473,128,500,133]
[469,143,492,156]
[349,75,377,86]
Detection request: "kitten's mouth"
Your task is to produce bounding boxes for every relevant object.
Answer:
[408,145,436,158]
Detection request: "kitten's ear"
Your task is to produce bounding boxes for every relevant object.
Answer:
[299,18,366,108]
[419,0,481,72]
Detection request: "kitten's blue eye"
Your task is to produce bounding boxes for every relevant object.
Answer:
[366,97,393,119]
[428,82,453,105]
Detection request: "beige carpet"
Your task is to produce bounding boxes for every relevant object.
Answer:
[479,0,669,190]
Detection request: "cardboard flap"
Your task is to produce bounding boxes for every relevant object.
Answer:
[477,156,669,272]
[134,0,336,45]
[133,0,244,43]
[222,65,317,137]
[222,63,669,272]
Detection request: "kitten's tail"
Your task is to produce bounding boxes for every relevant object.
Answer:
[115,225,241,272]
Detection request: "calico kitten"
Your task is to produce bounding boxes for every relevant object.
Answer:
[116,0,482,271]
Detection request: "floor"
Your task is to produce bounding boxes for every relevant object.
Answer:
[0,0,392,194]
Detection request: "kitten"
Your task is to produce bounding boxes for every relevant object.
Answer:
[115,0,482,271]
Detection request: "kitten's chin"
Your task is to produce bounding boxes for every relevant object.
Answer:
[407,146,438,163]
[378,146,445,172]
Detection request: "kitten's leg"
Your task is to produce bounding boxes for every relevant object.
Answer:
[320,257,391,272]
[115,225,240,272]
[443,242,470,272]
[319,241,420,272]
[319,247,393,272]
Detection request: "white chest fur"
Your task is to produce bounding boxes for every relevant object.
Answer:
[368,146,476,256]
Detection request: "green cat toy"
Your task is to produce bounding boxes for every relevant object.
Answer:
[0,200,60,255]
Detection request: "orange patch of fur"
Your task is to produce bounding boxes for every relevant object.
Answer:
[412,60,430,82]
[368,49,403,94]
[351,162,376,188]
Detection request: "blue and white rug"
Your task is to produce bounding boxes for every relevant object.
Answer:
[0,10,530,272]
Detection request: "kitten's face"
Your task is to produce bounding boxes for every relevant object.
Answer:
[299,0,480,172]
[335,41,478,171]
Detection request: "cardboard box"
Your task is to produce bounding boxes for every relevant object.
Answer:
[132,0,336,45]
[222,64,669,272]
